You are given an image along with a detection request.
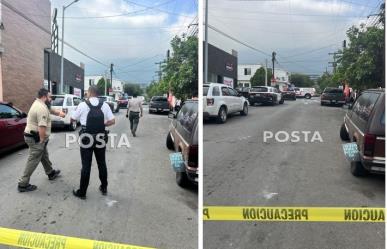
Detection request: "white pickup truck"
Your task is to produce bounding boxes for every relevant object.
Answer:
[294,87,316,99]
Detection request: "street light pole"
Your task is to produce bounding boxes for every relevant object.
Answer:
[204,0,208,84]
[59,0,79,94]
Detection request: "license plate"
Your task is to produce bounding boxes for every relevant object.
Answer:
[332,100,336,103]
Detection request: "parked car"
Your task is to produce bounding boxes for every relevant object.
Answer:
[281,89,297,100]
[117,96,129,108]
[235,87,250,99]
[0,102,27,153]
[203,83,249,123]
[249,86,284,105]
[294,87,316,99]
[50,94,81,130]
[321,88,346,106]
[98,96,119,113]
[166,100,198,187]
[340,89,385,176]
[149,96,170,114]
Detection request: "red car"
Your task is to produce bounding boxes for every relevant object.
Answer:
[117,97,129,108]
[0,102,27,153]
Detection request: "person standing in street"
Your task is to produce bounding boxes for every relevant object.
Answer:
[18,88,65,192]
[70,86,115,199]
[126,94,143,137]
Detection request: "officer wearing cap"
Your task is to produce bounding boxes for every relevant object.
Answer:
[18,88,65,192]
[70,86,115,199]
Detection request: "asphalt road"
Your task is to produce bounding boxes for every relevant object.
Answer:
[204,98,384,249]
[0,107,197,249]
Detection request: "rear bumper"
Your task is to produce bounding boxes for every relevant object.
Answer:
[321,99,345,104]
[203,105,219,117]
[51,120,66,127]
[149,106,170,112]
[249,95,274,103]
[186,165,198,184]
[362,156,385,174]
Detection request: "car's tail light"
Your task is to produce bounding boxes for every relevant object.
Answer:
[187,145,198,168]
[207,98,214,106]
[62,108,68,114]
[364,133,376,157]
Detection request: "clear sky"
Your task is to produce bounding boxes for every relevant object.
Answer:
[50,0,197,84]
[207,0,383,75]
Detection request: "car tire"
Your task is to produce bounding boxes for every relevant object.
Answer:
[176,172,190,188]
[305,94,311,99]
[350,161,368,177]
[340,123,350,141]
[217,106,227,124]
[279,99,284,104]
[69,120,77,131]
[293,96,297,100]
[240,103,248,116]
[166,132,174,150]
[149,110,152,114]
[249,101,254,106]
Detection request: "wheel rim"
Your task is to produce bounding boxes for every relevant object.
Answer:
[221,109,226,121]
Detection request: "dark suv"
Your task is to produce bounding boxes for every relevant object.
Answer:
[340,89,385,176]
[321,87,346,106]
[149,96,170,114]
[166,100,198,187]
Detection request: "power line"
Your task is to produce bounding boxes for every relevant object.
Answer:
[208,24,271,57]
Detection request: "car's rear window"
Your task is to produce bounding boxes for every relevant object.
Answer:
[324,88,343,94]
[51,96,64,106]
[98,97,107,102]
[251,87,268,92]
[203,86,209,96]
[151,97,167,101]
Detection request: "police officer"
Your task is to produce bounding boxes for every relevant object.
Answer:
[71,86,115,199]
[18,88,65,192]
[126,93,143,137]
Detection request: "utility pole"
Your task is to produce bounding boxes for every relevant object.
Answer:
[272,52,276,85]
[109,63,113,96]
[265,59,268,86]
[59,0,80,94]
[155,61,163,82]
[204,0,209,84]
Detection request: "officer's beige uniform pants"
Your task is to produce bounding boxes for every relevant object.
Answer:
[18,136,54,187]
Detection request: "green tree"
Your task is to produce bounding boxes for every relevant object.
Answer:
[162,35,198,99]
[250,67,272,86]
[123,83,143,96]
[96,77,111,96]
[317,72,336,92]
[333,4,384,89]
[290,73,314,87]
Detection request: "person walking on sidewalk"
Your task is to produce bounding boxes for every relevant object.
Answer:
[126,94,143,137]
[70,86,115,199]
[18,88,65,192]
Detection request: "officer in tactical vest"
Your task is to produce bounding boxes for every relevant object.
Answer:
[70,86,115,199]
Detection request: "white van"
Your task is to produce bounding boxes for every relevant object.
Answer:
[294,87,316,99]
[50,94,81,130]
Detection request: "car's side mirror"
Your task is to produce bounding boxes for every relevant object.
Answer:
[348,104,353,110]
[20,112,27,118]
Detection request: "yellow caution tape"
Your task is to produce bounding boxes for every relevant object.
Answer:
[203,206,385,222]
[0,227,156,249]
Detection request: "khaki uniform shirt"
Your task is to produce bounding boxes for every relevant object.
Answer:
[127,98,143,113]
[24,99,51,138]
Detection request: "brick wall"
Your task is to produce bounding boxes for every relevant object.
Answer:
[1,0,51,112]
